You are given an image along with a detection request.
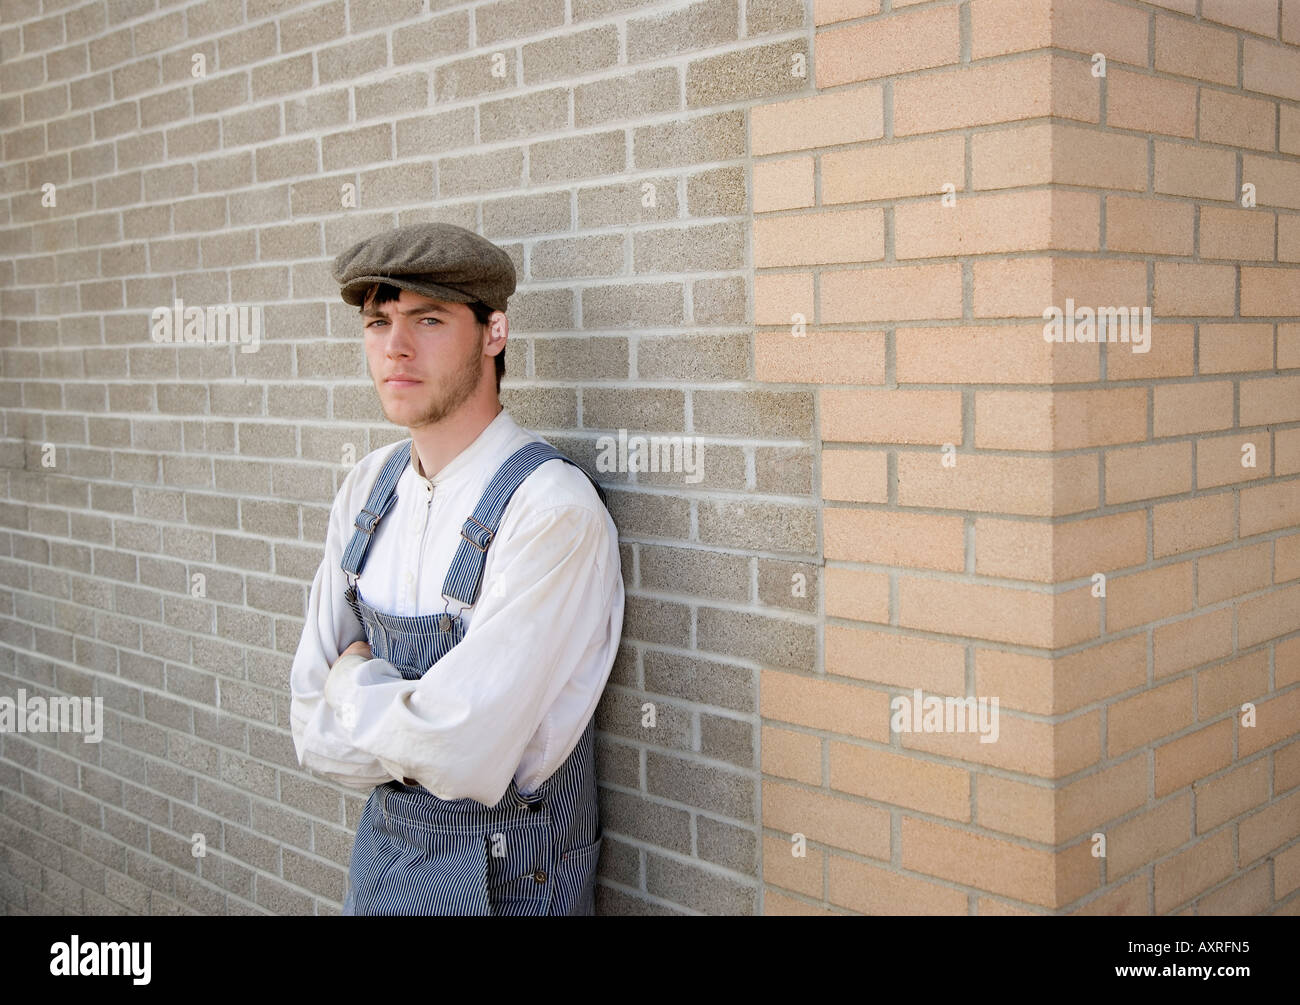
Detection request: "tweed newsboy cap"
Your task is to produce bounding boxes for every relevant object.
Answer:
[331,222,516,313]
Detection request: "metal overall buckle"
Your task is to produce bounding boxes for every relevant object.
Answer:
[459,515,493,552]
[437,594,463,633]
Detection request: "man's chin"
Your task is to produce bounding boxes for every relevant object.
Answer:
[380,398,439,427]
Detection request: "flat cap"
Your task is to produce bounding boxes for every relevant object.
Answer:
[332,222,516,313]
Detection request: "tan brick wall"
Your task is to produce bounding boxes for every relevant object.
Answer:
[2,0,1297,917]
[754,0,1300,915]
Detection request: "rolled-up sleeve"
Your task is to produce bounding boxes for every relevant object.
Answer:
[322,501,622,806]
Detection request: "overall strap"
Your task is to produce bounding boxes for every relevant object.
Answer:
[340,440,412,584]
[442,441,607,606]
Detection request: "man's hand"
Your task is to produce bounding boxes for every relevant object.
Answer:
[336,639,372,665]
[325,639,373,718]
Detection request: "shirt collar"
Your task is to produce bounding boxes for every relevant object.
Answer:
[408,407,518,488]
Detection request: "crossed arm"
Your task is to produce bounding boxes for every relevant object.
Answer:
[288,484,622,805]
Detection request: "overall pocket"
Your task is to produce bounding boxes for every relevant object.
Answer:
[483,811,553,916]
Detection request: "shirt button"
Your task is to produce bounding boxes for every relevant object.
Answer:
[404,571,414,583]
[532,870,546,884]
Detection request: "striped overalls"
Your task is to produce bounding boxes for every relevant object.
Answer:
[339,439,606,916]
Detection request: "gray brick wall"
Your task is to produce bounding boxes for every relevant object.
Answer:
[0,0,815,915]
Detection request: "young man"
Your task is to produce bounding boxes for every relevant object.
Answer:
[289,221,624,915]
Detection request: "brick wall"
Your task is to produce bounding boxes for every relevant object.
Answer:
[0,0,821,916]
[1,0,1297,918]
[753,0,1300,914]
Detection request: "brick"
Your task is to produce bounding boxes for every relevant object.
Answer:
[898,576,1095,648]
[822,450,888,503]
[897,324,1098,385]
[816,5,960,87]
[899,452,1098,517]
[1241,376,1300,426]
[763,832,823,897]
[902,816,1096,908]
[1106,196,1195,256]
[977,773,1056,842]
[1106,793,1193,882]
[828,854,968,914]
[1197,432,1272,489]
[822,263,962,323]
[754,208,883,267]
[824,134,964,203]
[1154,494,1235,559]
[761,726,821,785]
[1285,105,1300,154]
[754,272,814,326]
[762,778,890,859]
[971,122,1051,190]
[976,510,1146,584]
[755,330,885,384]
[753,156,814,212]
[1153,263,1236,317]
[1237,582,1300,648]
[1153,380,1235,437]
[1276,736,1300,793]
[1199,89,1277,152]
[974,387,1145,450]
[1153,141,1236,202]
[1196,758,1270,832]
[751,87,884,155]
[1155,15,1238,85]
[1197,541,1272,605]
[823,508,965,571]
[824,568,890,624]
[1155,719,1235,797]
[1053,0,1151,66]
[814,0,881,23]
[829,742,970,820]
[1199,863,1273,914]
[1203,0,1279,37]
[1278,842,1300,899]
[1105,441,1193,504]
[627,0,739,62]
[896,189,1100,259]
[1282,214,1300,262]
[1108,677,1195,756]
[1058,755,1149,841]
[1106,68,1197,138]
[1239,790,1300,865]
[1242,154,1300,211]
[1198,323,1275,373]
[894,53,1099,135]
[760,669,890,743]
[685,39,810,108]
[824,625,965,694]
[1106,561,1196,633]
[822,389,961,445]
[968,0,1048,57]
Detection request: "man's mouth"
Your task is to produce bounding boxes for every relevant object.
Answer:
[385,376,422,387]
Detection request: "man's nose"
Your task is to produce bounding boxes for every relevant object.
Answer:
[385,321,416,356]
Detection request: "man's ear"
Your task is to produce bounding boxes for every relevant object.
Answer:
[483,311,508,356]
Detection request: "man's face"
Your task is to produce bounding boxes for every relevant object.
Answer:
[360,288,490,429]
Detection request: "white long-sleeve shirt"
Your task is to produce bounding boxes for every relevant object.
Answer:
[288,407,624,806]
